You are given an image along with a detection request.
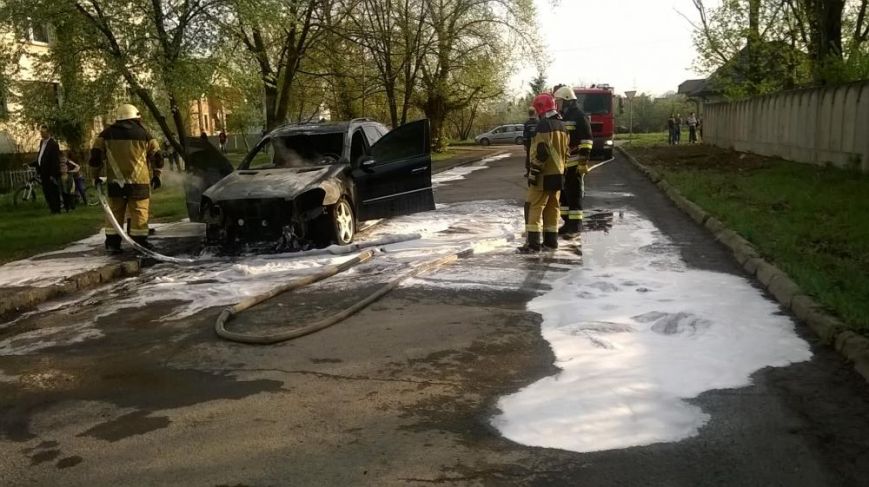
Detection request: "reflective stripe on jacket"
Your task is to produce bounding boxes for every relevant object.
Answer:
[529,117,569,191]
[90,120,162,198]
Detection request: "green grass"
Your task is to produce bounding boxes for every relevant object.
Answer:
[0,182,187,264]
[632,145,869,334]
[616,131,669,147]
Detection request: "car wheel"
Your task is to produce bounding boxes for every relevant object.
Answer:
[480,138,490,146]
[515,136,523,145]
[317,197,355,246]
[604,148,614,160]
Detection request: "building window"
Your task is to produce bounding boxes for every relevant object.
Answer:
[24,21,51,44]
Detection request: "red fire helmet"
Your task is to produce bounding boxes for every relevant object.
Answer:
[532,93,557,116]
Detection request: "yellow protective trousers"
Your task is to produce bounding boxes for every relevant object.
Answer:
[105,196,150,237]
[525,187,561,234]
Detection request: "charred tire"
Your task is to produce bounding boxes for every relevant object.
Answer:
[479,138,490,146]
[515,136,523,145]
[315,197,355,246]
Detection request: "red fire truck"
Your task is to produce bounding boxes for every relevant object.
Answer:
[573,84,617,159]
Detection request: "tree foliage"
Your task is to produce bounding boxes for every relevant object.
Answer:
[2,0,543,154]
[689,0,869,97]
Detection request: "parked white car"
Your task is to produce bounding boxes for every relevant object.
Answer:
[474,124,525,146]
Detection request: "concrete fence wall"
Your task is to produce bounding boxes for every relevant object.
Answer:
[703,81,869,172]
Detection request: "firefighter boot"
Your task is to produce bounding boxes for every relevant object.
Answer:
[560,220,581,239]
[131,236,155,251]
[518,232,542,253]
[105,234,122,255]
[543,232,559,250]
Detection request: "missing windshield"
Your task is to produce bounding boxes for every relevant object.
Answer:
[243,132,345,169]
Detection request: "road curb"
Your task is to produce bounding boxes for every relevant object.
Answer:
[0,258,140,321]
[617,145,869,383]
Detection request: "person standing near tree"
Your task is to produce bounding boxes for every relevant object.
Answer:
[667,114,676,145]
[58,151,80,211]
[89,104,163,253]
[674,113,683,144]
[218,130,228,153]
[32,125,63,214]
[687,112,698,143]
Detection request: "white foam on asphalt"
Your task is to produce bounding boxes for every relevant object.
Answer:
[0,322,104,356]
[82,200,523,323]
[431,153,508,188]
[491,212,812,453]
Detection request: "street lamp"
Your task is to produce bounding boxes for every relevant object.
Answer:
[625,90,636,144]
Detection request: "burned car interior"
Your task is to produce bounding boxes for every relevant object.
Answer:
[245,132,346,169]
[185,119,435,252]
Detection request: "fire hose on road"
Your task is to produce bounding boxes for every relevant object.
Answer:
[214,248,474,344]
[97,181,473,345]
[99,156,616,345]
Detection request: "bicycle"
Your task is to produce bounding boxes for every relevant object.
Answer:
[13,170,41,206]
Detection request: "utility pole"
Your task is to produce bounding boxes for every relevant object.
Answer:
[625,90,636,144]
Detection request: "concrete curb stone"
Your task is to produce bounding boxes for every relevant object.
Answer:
[617,145,869,383]
[0,259,140,321]
[768,274,803,309]
[705,217,726,234]
[754,260,782,287]
[743,257,765,275]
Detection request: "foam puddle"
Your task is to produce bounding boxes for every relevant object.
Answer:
[431,153,509,188]
[491,212,812,453]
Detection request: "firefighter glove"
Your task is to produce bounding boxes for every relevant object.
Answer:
[578,163,590,175]
[151,174,162,190]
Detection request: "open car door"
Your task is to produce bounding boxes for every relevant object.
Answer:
[184,137,235,222]
[353,119,435,221]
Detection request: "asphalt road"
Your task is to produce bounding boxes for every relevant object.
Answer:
[2,147,869,486]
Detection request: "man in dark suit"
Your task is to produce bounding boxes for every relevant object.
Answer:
[33,125,62,213]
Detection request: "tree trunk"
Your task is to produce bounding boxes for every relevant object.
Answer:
[807,0,845,84]
[747,0,762,93]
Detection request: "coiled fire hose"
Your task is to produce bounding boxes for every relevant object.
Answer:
[215,247,474,344]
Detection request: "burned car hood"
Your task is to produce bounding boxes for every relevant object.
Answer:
[203,166,343,202]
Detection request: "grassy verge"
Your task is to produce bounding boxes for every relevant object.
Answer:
[0,180,187,264]
[629,144,869,334]
[615,131,669,147]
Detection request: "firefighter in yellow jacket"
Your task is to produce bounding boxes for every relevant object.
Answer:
[520,93,570,253]
[90,104,163,253]
[553,85,594,238]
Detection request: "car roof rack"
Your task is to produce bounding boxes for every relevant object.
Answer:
[350,117,374,123]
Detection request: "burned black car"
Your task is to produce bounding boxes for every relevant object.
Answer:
[186,119,435,249]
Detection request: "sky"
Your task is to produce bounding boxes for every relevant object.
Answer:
[511,0,709,97]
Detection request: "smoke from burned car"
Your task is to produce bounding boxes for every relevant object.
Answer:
[249,133,345,169]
